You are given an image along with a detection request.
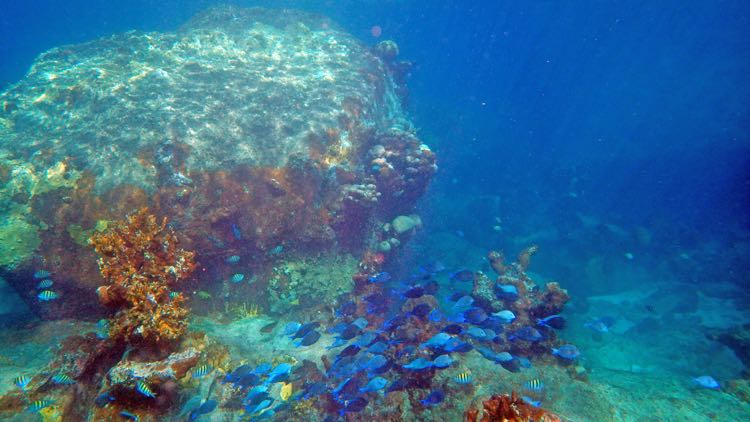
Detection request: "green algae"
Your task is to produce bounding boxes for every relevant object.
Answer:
[0,155,82,268]
[0,215,41,269]
[66,219,109,247]
[266,252,356,315]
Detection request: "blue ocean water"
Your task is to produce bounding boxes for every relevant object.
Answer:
[0,1,748,420]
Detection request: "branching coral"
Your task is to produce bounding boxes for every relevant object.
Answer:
[90,208,196,345]
[465,392,561,422]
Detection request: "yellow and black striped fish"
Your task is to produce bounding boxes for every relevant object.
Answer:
[135,381,155,398]
[28,399,54,412]
[51,374,75,385]
[523,378,544,392]
[192,365,212,378]
[14,375,31,390]
[453,371,473,384]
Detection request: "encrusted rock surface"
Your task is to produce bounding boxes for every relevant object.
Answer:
[107,347,199,385]
[0,6,436,316]
[0,6,411,192]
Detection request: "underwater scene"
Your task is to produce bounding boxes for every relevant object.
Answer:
[0,1,748,421]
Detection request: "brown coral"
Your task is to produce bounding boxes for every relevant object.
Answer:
[90,208,196,346]
[465,392,561,422]
[518,245,539,272]
[488,250,506,275]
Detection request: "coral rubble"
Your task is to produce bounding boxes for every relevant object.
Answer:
[90,208,196,346]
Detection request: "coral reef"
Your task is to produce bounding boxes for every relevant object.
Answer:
[89,208,196,346]
[368,128,437,211]
[465,392,561,422]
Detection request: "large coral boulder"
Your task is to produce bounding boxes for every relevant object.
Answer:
[0,6,436,316]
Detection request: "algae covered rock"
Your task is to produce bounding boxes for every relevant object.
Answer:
[0,6,413,191]
[0,215,41,269]
[266,253,357,315]
[0,5,436,312]
[391,214,422,235]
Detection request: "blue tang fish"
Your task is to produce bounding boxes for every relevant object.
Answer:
[491,310,516,323]
[552,344,580,360]
[420,390,445,406]
[360,376,388,393]
[283,322,302,336]
[522,396,542,407]
[189,399,217,420]
[693,375,720,390]
[368,341,389,354]
[420,332,452,349]
[403,357,433,371]
[432,354,453,368]
[353,331,378,348]
[368,272,391,283]
[509,326,543,342]
[295,330,321,347]
[537,314,565,329]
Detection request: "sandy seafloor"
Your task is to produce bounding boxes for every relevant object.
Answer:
[1,231,748,421]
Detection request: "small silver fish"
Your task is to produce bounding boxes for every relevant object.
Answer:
[226,255,241,264]
[231,273,245,283]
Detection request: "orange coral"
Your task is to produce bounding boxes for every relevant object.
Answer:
[465,392,561,422]
[90,208,196,345]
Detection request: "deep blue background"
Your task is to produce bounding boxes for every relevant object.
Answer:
[2,0,748,254]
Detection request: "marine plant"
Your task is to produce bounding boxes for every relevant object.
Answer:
[89,207,196,347]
